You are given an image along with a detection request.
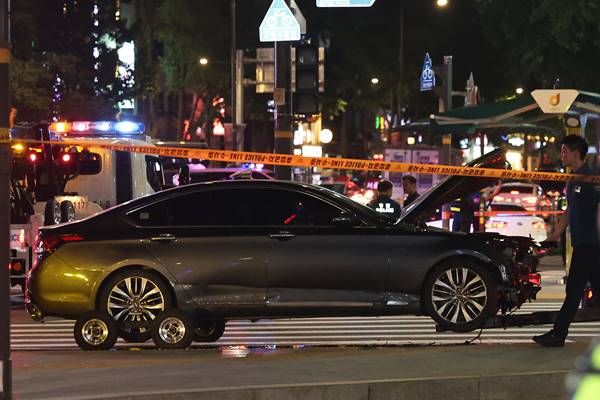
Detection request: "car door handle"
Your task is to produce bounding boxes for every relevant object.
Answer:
[149,234,177,243]
[268,232,296,241]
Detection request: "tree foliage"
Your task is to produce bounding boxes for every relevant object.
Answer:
[10,0,133,121]
[474,0,600,95]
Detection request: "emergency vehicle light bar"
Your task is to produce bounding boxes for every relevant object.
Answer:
[49,121,145,136]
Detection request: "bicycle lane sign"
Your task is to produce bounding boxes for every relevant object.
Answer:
[260,0,301,42]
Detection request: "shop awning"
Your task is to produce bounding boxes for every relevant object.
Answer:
[404,90,600,135]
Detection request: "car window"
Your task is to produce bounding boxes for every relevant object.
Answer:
[128,188,345,227]
[251,189,345,227]
[128,191,213,226]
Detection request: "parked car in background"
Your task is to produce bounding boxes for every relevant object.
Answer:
[491,182,551,212]
[483,203,548,243]
[173,167,273,186]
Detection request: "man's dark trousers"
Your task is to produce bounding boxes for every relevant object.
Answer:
[554,244,600,338]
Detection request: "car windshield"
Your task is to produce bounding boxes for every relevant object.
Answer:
[490,204,526,211]
[499,185,533,194]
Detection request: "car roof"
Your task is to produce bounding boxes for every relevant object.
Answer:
[500,182,538,187]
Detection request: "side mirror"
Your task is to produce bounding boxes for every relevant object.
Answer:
[58,152,102,175]
[332,213,359,227]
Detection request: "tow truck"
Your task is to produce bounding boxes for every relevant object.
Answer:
[9,120,164,292]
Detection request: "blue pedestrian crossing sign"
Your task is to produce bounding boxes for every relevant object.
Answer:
[316,0,376,6]
[260,0,301,42]
[420,53,435,92]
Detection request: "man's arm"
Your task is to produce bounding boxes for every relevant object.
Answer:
[547,210,568,242]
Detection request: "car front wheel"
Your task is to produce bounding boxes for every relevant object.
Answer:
[423,259,497,333]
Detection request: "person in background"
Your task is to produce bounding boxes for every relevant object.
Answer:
[401,175,420,207]
[368,179,402,221]
[533,135,600,347]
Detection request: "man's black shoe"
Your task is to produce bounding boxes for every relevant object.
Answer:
[533,330,565,347]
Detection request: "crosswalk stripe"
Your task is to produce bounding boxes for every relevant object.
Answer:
[10,304,600,350]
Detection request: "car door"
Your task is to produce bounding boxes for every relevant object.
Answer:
[256,188,389,310]
[126,188,268,308]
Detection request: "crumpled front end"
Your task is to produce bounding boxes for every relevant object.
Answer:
[485,234,541,314]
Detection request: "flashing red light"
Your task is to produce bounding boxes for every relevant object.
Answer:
[29,153,37,162]
[62,153,71,163]
[11,261,23,273]
[72,121,90,131]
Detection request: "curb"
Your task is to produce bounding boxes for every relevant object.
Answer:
[47,371,570,400]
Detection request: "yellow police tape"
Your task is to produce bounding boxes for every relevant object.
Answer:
[13,138,600,184]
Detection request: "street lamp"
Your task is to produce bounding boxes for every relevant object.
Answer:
[436,0,449,7]
[516,87,524,95]
[199,57,209,66]
[371,77,380,85]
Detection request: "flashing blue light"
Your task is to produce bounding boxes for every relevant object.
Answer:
[94,121,112,131]
[114,121,143,134]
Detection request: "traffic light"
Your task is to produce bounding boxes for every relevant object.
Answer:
[295,44,319,115]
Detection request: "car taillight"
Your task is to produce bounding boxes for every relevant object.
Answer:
[485,221,507,229]
[35,234,85,260]
[531,221,546,230]
[525,273,541,286]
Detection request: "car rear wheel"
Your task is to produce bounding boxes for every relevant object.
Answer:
[98,270,172,342]
[193,319,226,342]
[74,310,118,351]
[423,259,497,333]
[152,309,194,349]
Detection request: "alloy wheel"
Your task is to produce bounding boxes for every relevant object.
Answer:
[107,277,165,323]
[158,317,187,344]
[81,319,109,345]
[431,267,488,324]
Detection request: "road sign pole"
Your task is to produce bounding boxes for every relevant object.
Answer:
[274,35,292,180]
[441,55,453,231]
[0,1,11,399]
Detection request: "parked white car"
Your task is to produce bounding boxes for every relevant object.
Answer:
[426,203,547,243]
[484,203,547,243]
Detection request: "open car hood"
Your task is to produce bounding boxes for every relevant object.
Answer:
[398,148,509,224]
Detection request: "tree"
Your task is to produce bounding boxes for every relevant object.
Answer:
[155,0,230,141]
[474,0,600,96]
[10,0,134,121]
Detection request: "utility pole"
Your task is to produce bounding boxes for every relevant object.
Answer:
[440,55,452,231]
[230,0,236,151]
[273,0,292,180]
[235,49,244,151]
[0,0,11,398]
